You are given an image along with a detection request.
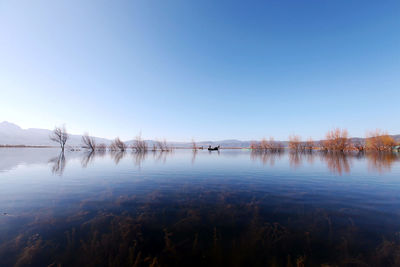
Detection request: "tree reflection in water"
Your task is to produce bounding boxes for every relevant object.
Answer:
[191,149,197,165]
[319,152,352,175]
[154,150,173,164]
[132,151,147,169]
[250,150,284,166]
[110,150,126,165]
[48,152,66,175]
[81,151,96,168]
[47,151,400,177]
[251,151,400,175]
[366,152,399,173]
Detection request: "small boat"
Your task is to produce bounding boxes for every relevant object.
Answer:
[208,145,220,151]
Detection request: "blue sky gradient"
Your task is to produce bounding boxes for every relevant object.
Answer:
[1,0,399,141]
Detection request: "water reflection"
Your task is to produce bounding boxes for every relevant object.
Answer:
[110,150,126,165]
[250,150,284,166]
[81,151,95,168]
[48,152,66,175]
[153,150,173,164]
[0,149,400,266]
[132,151,147,168]
[367,152,399,173]
[191,149,197,164]
[250,150,400,175]
[320,152,352,175]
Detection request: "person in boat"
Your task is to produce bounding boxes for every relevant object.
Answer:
[208,145,220,151]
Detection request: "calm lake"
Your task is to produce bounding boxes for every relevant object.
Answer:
[1,148,400,266]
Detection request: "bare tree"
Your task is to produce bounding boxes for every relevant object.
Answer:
[97,143,107,151]
[110,137,126,151]
[322,128,350,152]
[156,139,169,152]
[305,137,314,152]
[132,133,147,152]
[50,126,69,151]
[81,133,96,151]
[250,137,283,152]
[366,129,396,151]
[288,135,302,151]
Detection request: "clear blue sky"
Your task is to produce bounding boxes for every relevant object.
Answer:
[1,0,399,141]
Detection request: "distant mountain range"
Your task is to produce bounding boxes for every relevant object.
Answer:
[0,121,399,148]
[0,121,254,148]
[0,121,112,147]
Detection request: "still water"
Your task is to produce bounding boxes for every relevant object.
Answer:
[1,148,400,266]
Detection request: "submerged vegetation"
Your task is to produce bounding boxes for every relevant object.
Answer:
[2,167,400,266]
[1,145,400,266]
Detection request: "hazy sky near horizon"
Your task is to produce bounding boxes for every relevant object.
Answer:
[1,0,399,141]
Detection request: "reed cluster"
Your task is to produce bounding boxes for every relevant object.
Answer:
[288,135,314,152]
[250,138,284,152]
[132,133,148,152]
[286,128,399,152]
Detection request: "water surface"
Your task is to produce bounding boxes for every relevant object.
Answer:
[1,148,400,266]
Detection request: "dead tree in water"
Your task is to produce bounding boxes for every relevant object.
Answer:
[322,128,350,152]
[156,139,170,151]
[288,135,302,151]
[110,137,126,151]
[305,138,314,152]
[132,133,148,152]
[251,137,284,152]
[81,133,96,151]
[366,129,396,151]
[50,126,69,151]
[97,143,107,151]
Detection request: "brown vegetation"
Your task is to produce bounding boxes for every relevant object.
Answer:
[288,135,302,151]
[251,138,284,152]
[288,135,314,152]
[305,137,314,151]
[322,128,350,152]
[366,129,397,151]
